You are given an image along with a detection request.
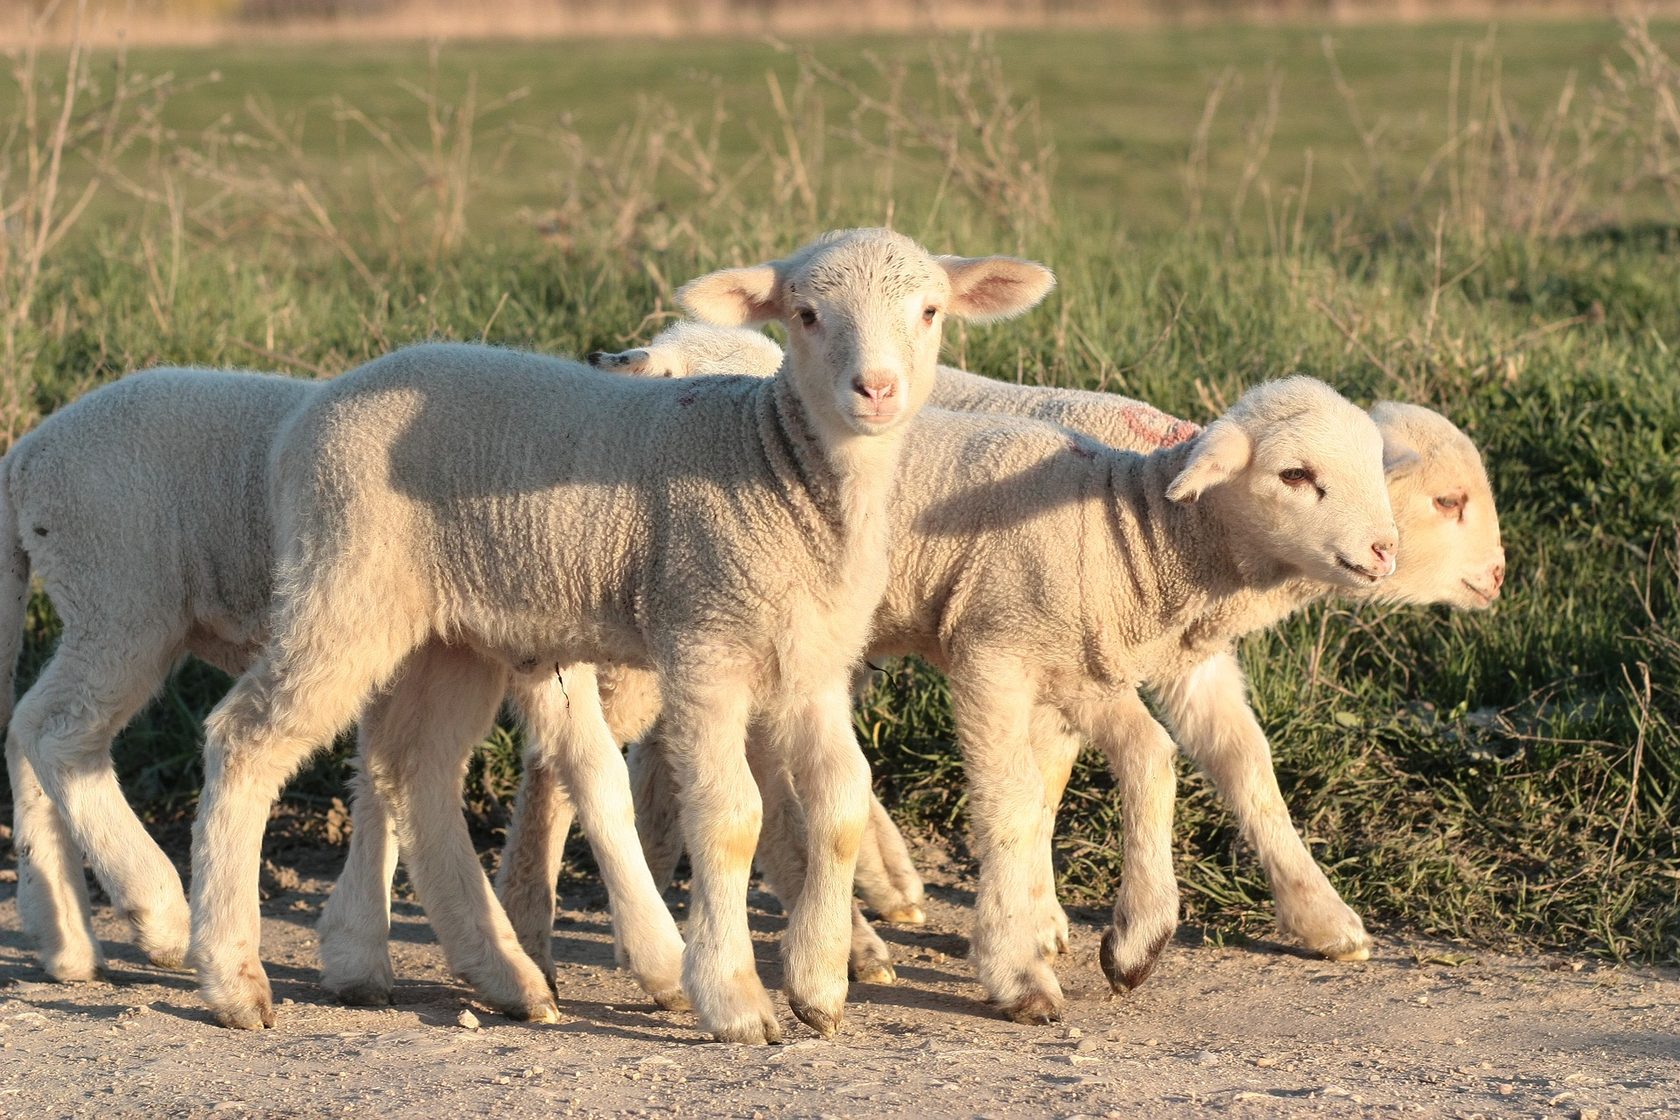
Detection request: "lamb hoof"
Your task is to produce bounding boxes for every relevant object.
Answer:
[330,981,393,1008]
[214,1000,274,1031]
[1319,941,1372,963]
[146,945,190,971]
[505,999,561,1024]
[1099,923,1167,993]
[708,1011,783,1045]
[651,987,691,1012]
[1003,991,1062,1025]
[789,1000,842,1039]
[878,905,926,926]
[850,959,896,986]
[41,954,104,984]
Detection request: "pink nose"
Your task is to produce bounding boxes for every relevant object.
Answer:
[1489,563,1505,591]
[1371,541,1397,573]
[852,376,896,405]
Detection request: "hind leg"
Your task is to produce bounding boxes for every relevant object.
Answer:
[1082,693,1180,993]
[852,796,925,926]
[627,720,686,891]
[1155,652,1369,961]
[317,763,401,1006]
[359,643,557,1023]
[6,736,102,980]
[192,603,427,1030]
[493,750,575,985]
[13,632,191,969]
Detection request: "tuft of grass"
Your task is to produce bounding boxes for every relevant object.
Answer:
[0,16,1675,961]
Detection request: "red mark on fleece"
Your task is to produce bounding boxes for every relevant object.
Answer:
[678,391,699,407]
[1121,402,1202,448]
[1068,440,1096,459]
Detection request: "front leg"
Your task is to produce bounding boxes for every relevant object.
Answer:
[747,725,896,988]
[949,657,1063,1023]
[1153,651,1370,961]
[1027,702,1081,955]
[762,687,872,1037]
[1080,692,1180,993]
[662,668,781,1044]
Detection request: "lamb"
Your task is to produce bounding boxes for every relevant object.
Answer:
[753,374,1405,1021]
[0,368,695,1018]
[181,228,1057,1041]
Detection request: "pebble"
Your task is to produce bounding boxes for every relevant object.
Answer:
[1062,1026,1083,1040]
[1189,1050,1219,1067]
[1074,1036,1104,1053]
[1497,1084,1514,1096]
[456,1009,481,1030]
[1254,1057,1278,1069]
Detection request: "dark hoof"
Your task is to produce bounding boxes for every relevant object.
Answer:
[1099,923,1167,993]
[329,981,392,1008]
[1003,991,1062,1025]
[789,1000,841,1038]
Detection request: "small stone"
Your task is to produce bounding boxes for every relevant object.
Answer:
[1062,1026,1083,1040]
[1497,1084,1513,1096]
[1254,1056,1278,1069]
[456,1009,480,1030]
[1075,1036,1104,1052]
[1189,1050,1219,1067]
[1578,1109,1602,1120]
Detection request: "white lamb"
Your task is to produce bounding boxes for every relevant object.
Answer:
[181,228,1056,1041]
[0,369,696,1018]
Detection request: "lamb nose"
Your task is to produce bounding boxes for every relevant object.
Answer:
[853,376,895,403]
[1490,563,1506,590]
[1371,541,1397,573]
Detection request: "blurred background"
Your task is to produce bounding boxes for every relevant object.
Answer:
[10,0,1673,43]
[0,0,1675,965]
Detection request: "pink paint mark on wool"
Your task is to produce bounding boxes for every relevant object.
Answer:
[1120,402,1202,448]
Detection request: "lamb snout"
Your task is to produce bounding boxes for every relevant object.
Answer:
[1336,534,1399,582]
[851,370,903,422]
[1462,555,1506,605]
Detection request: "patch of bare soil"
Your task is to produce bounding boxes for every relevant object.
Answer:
[0,845,1675,1118]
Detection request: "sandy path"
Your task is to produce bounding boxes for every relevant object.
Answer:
[0,851,1675,1118]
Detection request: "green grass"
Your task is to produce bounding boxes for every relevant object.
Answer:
[1,18,1677,961]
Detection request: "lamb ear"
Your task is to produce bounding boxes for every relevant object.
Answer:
[938,255,1056,323]
[1166,419,1251,503]
[677,264,784,326]
[588,347,655,374]
[1381,429,1421,478]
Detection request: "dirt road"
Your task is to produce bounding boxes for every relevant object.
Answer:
[1,849,1675,1118]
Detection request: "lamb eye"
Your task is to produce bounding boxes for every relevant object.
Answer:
[1435,494,1464,516]
[1279,467,1314,486]
[797,308,818,328]
[922,306,939,323]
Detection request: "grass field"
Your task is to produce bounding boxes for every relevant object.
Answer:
[1,15,1676,963]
